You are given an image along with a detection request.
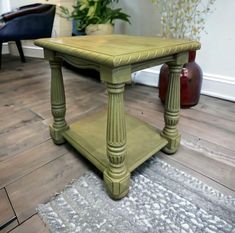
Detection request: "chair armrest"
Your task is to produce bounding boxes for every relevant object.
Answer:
[19,3,42,10]
[3,4,53,22]
[0,5,55,41]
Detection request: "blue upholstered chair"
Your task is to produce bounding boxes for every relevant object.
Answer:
[0,3,56,68]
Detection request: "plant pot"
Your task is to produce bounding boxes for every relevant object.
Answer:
[159,51,203,108]
[85,24,114,36]
[72,19,86,36]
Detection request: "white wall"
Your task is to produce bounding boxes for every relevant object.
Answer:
[115,0,161,36]
[197,1,235,77]
[194,0,235,101]
[0,0,11,14]
[115,0,235,101]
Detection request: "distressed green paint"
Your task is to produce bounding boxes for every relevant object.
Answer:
[100,65,131,84]
[104,82,130,199]
[161,63,182,154]
[35,35,200,68]
[49,58,68,144]
[161,53,188,154]
[35,35,200,199]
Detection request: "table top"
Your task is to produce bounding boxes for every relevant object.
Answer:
[35,35,200,67]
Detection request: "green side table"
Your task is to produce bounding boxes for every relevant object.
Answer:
[35,35,200,199]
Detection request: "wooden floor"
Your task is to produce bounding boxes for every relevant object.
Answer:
[0,55,235,232]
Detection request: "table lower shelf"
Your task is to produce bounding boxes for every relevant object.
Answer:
[63,110,168,173]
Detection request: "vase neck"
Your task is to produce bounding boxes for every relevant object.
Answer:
[188,50,196,62]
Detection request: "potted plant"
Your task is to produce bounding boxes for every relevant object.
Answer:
[150,0,215,107]
[59,0,130,35]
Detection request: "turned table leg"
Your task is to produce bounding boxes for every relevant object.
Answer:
[104,83,130,200]
[161,62,183,154]
[49,59,68,144]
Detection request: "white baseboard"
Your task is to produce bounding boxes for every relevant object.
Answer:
[132,68,235,102]
[8,42,44,58]
[201,73,235,102]
[2,43,9,54]
[21,45,44,58]
[132,67,160,87]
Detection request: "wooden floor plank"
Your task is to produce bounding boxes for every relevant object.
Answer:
[0,121,50,162]
[127,84,235,123]
[0,71,49,96]
[125,101,235,165]
[179,114,235,151]
[126,86,235,151]
[157,153,235,197]
[0,140,69,189]
[0,106,43,135]
[194,94,235,122]
[0,219,18,233]
[9,215,49,233]
[160,146,235,191]
[0,188,17,232]
[6,150,89,223]
[1,56,234,232]
[32,88,106,123]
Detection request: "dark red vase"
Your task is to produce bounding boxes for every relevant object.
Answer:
[159,51,203,108]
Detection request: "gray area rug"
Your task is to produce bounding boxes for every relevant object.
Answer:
[38,156,235,233]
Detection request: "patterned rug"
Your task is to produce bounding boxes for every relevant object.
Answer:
[38,156,235,233]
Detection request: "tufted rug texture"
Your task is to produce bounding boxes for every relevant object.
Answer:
[38,156,235,233]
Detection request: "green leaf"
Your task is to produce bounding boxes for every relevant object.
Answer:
[58,0,130,30]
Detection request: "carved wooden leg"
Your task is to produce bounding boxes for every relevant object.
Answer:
[104,83,130,199]
[49,59,68,144]
[161,63,182,154]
